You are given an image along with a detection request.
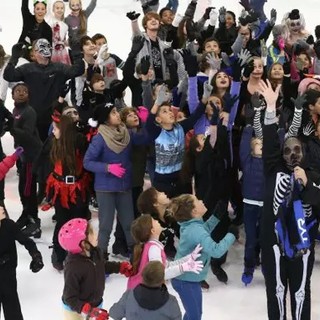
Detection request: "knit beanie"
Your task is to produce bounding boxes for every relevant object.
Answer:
[298,78,320,94]
[88,102,114,127]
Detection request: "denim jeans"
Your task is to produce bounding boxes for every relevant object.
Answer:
[243,203,262,268]
[96,191,134,253]
[171,278,202,320]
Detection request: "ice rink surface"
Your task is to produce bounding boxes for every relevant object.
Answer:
[0,0,320,319]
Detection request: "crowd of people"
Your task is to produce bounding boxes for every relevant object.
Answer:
[1,0,320,319]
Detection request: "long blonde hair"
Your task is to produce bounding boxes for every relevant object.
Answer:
[69,0,87,35]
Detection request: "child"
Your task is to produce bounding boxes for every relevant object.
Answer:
[10,83,43,238]
[46,115,91,271]
[170,195,238,320]
[46,0,71,64]
[239,120,264,285]
[65,0,97,52]
[110,261,182,320]
[128,214,203,289]
[59,218,132,320]
[0,205,44,320]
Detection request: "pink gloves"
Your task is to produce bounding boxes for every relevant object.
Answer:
[181,244,203,274]
[136,106,149,123]
[278,37,285,51]
[107,163,126,178]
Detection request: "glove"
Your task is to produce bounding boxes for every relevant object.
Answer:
[10,42,25,65]
[206,53,221,70]
[203,7,214,20]
[172,13,183,28]
[306,35,315,45]
[278,37,285,51]
[269,8,277,26]
[107,163,126,178]
[155,85,169,106]
[184,55,198,77]
[243,59,255,78]
[202,81,213,101]
[186,20,197,42]
[314,41,320,59]
[126,11,140,21]
[14,147,24,158]
[119,261,133,277]
[231,34,244,56]
[251,91,262,110]
[209,9,218,26]
[238,0,251,11]
[30,252,44,273]
[290,94,307,110]
[136,106,149,123]
[140,55,150,75]
[219,6,226,24]
[181,256,203,274]
[213,200,228,220]
[223,93,239,113]
[228,225,239,240]
[209,101,220,125]
[81,303,109,320]
[190,244,202,260]
[163,48,176,67]
[238,48,252,67]
[130,36,145,56]
[59,81,71,98]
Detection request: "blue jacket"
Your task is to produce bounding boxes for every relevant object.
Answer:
[240,126,265,201]
[175,215,235,282]
[83,131,148,192]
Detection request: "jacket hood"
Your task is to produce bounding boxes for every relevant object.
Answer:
[133,284,169,310]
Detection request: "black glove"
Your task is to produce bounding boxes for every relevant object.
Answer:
[126,11,141,21]
[228,225,239,240]
[213,200,228,220]
[130,36,145,56]
[30,252,44,273]
[223,93,239,113]
[186,20,197,42]
[243,59,255,78]
[238,0,251,11]
[10,43,25,65]
[209,101,220,125]
[203,7,214,20]
[314,41,320,59]
[140,55,150,75]
[306,35,315,45]
[245,102,255,126]
[163,47,176,68]
[183,55,198,77]
[315,25,320,40]
[59,81,71,98]
[290,94,307,110]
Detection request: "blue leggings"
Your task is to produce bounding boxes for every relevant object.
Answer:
[171,278,202,320]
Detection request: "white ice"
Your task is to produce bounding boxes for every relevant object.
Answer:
[1,0,320,319]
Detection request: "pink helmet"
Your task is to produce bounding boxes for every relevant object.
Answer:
[58,218,88,254]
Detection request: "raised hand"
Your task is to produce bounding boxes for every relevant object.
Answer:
[258,79,281,109]
[140,55,150,75]
[206,53,221,70]
[290,94,307,110]
[126,11,140,21]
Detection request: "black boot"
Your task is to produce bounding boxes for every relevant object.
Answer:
[51,249,64,271]
[21,217,41,239]
[16,213,29,230]
[211,263,228,283]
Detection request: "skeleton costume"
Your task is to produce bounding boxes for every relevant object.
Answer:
[261,112,320,320]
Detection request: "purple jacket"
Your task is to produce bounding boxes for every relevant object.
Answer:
[84,131,148,192]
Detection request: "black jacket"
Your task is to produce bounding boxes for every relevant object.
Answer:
[0,218,39,272]
[4,60,84,125]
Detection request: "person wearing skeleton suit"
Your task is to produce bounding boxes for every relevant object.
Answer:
[260,80,320,320]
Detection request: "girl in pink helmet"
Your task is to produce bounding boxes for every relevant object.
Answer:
[59,218,133,320]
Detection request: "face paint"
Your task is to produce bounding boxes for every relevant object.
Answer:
[283,137,303,170]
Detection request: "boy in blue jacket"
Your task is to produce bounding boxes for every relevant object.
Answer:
[170,195,237,320]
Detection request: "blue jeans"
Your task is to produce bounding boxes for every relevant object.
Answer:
[243,203,262,268]
[96,191,134,253]
[171,278,202,320]
[166,0,179,13]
